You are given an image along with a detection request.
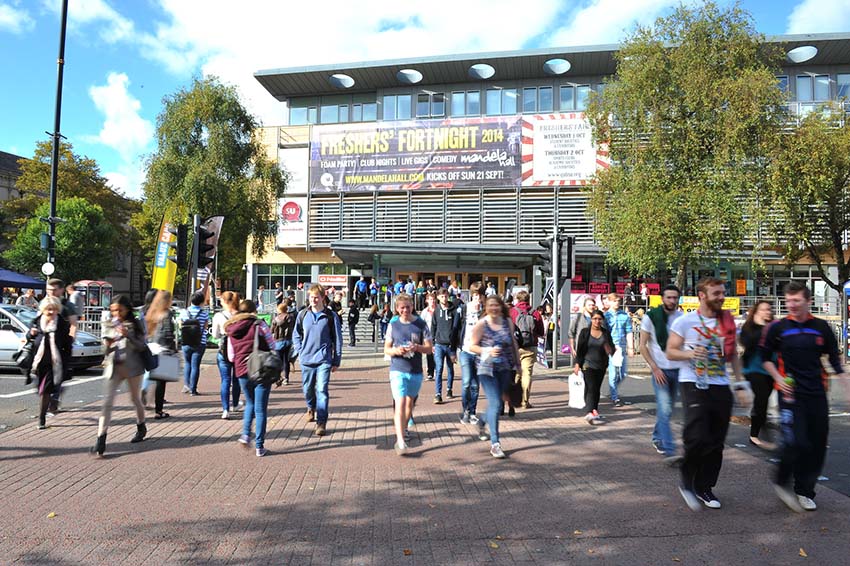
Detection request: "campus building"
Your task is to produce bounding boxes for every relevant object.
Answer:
[249,32,850,310]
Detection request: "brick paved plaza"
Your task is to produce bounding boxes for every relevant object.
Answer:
[1,351,848,565]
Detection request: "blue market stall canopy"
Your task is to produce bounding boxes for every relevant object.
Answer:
[0,268,45,289]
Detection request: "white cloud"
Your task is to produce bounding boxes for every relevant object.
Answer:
[548,0,694,47]
[0,2,35,34]
[787,0,850,34]
[87,72,154,197]
[41,0,134,42]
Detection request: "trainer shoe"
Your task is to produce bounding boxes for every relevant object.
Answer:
[490,443,506,458]
[477,420,488,441]
[256,448,267,457]
[613,399,624,408]
[797,495,817,511]
[678,484,702,512]
[237,434,250,447]
[235,401,245,412]
[394,441,408,456]
[697,490,721,509]
[181,385,191,393]
[221,410,229,420]
[460,411,471,424]
[408,416,415,427]
[306,409,315,422]
[315,423,327,436]
[446,390,454,399]
[590,417,604,426]
[664,455,684,467]
[469,414,480,424]
[585,413,595,425]
[426,374,434,381]
[652,440,665,455]
[433,394,443,404]
[773,484,804,513]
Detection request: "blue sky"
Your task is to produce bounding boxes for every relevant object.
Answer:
[1,0,848,199]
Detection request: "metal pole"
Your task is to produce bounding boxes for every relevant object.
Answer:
[552,234,560,370]
[187,214,200,302]
[46,0,69,266]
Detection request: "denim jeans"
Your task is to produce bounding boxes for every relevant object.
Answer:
[479,368,512,445]
[607,353,628,402]
[302,362,332,424]
[217,352,240,411]
[459,351,480,415]
[239,377,270,450]
[182,345,205,393]
[433,343,455,395]
[651,368,680,456]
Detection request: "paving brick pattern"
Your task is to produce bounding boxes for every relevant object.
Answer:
[1,351,848,565]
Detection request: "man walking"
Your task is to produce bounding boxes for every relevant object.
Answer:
[604,293,634,407]
[294,284,343,436]
[456,282,483,423]
[667,277,743,511]
[180,291,209,396]
[640,285,684,463]
[510,290,544,408]
[761,281,847,512]
[430,288,457,403]
[355,276,368,309]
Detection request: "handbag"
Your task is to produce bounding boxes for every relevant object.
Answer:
[14,339,36,378]
[568,370,586,409]
[150,352,180,382]
[141,344,159,372]
[248,321,282,385]
[506,379,523,408]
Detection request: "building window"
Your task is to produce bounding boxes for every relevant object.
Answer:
[432,93,445,116]
[797,74,830,102]
[522,87,537,113]
[466,91,480,115]
[485,88,517,115]
[320,104,339,123]
[539,86,553,112]
[417,94,430,117]
[776,75,789,92]
[560,85,574,110]
[576,85,591,110]
[339,105,349,122]
[383,94,412,120]
[256,264,317,291]
[362,102,377,121]
[415,92,446,118]
[451,92,465,116]
[383,95,397,120]
[289,97,318,125]
[486,89,501,115]
[838,74,850,99]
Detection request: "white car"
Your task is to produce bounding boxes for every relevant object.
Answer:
[0,305,105,371]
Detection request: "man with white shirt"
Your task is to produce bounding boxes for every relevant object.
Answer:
[640,285,683,464]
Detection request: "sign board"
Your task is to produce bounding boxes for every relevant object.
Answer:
[277,197,308,248]
[588,282,610,294]
[151,221,177,293]
[520,113,610,186]
[648,295,741,315]
[309,116,522,192]
[318,274,348,286]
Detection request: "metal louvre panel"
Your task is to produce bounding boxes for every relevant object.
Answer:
[341,194,374,240]
[519,189,555,243]
[308,195,341,246]
[445,191,481,243]
[375,193,409,242]
[557,190,594,244]
[410,192,445,243]
[482,191,518,244]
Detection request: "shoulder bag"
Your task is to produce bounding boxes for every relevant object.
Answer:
[248,321,282,385]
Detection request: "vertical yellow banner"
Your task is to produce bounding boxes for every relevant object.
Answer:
[151,220,177,292]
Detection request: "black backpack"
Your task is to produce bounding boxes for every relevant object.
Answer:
[514,311,537,349]
[181,310,202,347]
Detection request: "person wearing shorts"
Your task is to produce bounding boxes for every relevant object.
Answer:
[385,293,432,456]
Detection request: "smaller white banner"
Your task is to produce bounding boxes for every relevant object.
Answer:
[277,197,308,248]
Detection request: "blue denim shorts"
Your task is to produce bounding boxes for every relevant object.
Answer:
[389,371,423,400]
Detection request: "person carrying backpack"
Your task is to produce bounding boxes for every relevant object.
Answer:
[180,292,210,396]
[509,290,544,409]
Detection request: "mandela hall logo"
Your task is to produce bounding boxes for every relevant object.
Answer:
[281,201,302,223]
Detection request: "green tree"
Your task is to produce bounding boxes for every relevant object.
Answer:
[141,76,287,280]
[767,107,850,292]
[585,1,785,287]
[2,140,139,249]
[3,197,116,281]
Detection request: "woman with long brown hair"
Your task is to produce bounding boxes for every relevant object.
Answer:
[740,300,775,448]
[574,310,615,425]
[212,291,242,419]
[145,290,177,419]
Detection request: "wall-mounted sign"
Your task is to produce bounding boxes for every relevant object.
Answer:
[521,113,609,186]
[276,197,308,248]
[318,274,348,286]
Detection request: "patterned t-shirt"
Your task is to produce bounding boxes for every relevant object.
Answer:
[670,311,729,386]
[388,317,431,375]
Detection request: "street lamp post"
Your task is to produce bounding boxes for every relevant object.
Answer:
[45,0,69,270]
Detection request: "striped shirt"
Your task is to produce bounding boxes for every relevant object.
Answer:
[180,306,210,346]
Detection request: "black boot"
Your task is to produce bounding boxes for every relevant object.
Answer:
[92,433,107,456]
[131,423,147,443]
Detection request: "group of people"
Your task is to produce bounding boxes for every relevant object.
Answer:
[570,278,844,513]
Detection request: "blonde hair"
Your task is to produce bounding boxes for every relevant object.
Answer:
[146,290,173,338]
[309,284,325,297]
[38,295,62,314]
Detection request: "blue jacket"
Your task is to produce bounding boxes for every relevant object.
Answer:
[293,307,343,367]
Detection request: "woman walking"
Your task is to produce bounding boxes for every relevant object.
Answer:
[574,310,615,425]
[212,291,241,419]
[145,290,177,419]
[469,295,520,458]
[379,303,391,341]
[271,300,295,385]
[93,295,147,456]
[384,293,432,455]
[740,300,775,448]
[26,296,72,430]
[420,292,437,381]
[224,300,276,457]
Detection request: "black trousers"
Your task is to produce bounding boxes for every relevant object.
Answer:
[777,394,829,499]
[680,382,733,493]
[745,372,773,438]
[583,367,605,413]
[348,324,356,346]
[154,380,167,414]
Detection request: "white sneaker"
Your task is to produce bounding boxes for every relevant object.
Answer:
[774,484,804,513]
[394,441,408,456]
[221,410,229,420]
[469,414,480,424]
[235,401,245,412]
[678,485,702,512]
[490,442,506,458]
[797,495,817,511]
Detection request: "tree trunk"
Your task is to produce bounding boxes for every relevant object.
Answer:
[675,259,688,292]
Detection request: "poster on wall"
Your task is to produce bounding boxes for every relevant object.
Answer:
[308,116,522,192]
[276,197,308,248]
[280,147,309,192]
[521,113,609,186]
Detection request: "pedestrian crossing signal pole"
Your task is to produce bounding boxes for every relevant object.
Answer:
[552,231,560,370]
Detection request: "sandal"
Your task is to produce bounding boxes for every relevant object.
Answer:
[154,412,170,420]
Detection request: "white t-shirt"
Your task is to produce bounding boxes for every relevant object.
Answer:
[639,310,684,371]
[669,311,730,386]
[461,302,482,353]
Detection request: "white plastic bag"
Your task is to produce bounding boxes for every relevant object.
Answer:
[611,346,624,368]
[568,370,586,409]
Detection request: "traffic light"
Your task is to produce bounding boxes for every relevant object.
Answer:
[195,223,216,270]
[537,237,554,276]
[167,224,188,268]
[559,234,575,281]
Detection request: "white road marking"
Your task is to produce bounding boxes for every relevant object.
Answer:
[0,374,105,399]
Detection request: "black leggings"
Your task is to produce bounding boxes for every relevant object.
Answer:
[154,380,167,414]
[583,367,605,413]
[746,372,773,438]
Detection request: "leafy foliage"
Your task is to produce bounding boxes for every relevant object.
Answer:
[140,76,287,280]
[3,197,115,281]
[585,1,784,286]
[767,107,850,291]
